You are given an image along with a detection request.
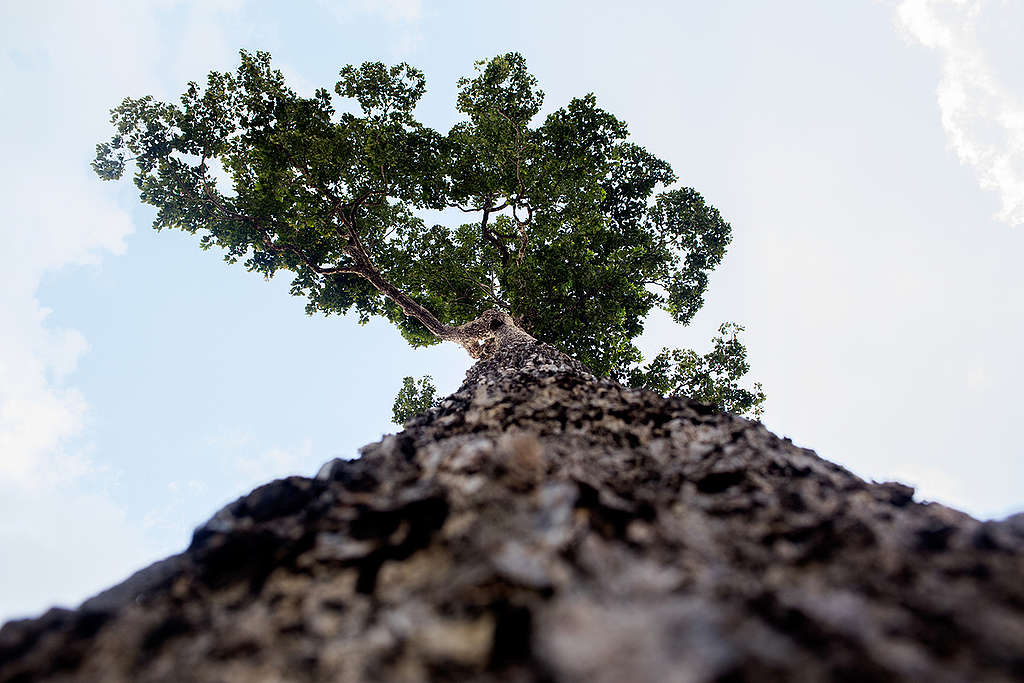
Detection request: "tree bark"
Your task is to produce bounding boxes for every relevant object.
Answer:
[2,341,1023,682]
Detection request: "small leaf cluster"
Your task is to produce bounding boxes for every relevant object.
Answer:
[392,375,439,425]
[628,323,766,418]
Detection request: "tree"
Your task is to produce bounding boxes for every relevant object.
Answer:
[3,338,1023,681]
[392,375,439,425]
[93,50,764,417]
[4,52,1023,683]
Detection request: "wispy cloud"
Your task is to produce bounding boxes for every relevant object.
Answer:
[0,0,241,490]
[896,0,1024,225]
[0,0,246,622]
[0,172,131,488]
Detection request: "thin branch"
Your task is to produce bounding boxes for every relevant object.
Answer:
[187,161,361,278]
[490,109,534,265]
[468,276,510,309]
[494,108,526,202]
[479,203,511,268]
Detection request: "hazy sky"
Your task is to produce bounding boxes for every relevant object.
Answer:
[2,0,1022,622]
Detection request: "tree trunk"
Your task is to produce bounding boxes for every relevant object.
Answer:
[2,339,1023,683]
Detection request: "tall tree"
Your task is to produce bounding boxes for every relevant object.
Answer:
[3,337,1022,682]
[4,51,1022,683]
[93,50,764,417]
[392,375,438,425]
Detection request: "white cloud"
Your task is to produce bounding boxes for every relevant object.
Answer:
[0,0,247,623]
[0,0,237,492]
[0,172,133,493]
[0,482,164,620]
[897,0,1024,225]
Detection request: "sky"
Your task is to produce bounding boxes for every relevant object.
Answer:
[1,0,1022,623]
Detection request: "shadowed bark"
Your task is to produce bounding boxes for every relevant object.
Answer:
[2,340,1022,682]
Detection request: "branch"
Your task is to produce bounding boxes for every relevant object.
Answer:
[186,162,361,278]
[510,204,532,265]
[468,276,510,309]
[180,154,472,356]
[479,203,511,267]
[494,108,526,202]
[447,199,510,214]
[490,109,533,265]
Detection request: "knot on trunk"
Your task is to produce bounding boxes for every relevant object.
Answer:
[446,309,535,359]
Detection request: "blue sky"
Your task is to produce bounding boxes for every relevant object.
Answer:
[2,0,1023,622]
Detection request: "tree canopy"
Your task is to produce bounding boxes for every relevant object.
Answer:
[94,50,764,417]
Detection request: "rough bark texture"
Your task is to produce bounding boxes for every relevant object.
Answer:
[439,310,536,359]
[3,340,1023,682]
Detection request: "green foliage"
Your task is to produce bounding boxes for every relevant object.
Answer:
[392,375,439,425]
[628,323,766,419]
[95,50,766,418]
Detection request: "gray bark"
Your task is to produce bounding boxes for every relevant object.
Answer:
[2,338,1023,682]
